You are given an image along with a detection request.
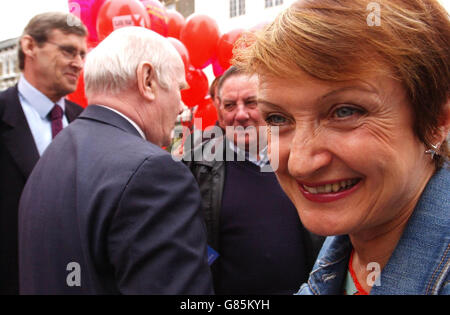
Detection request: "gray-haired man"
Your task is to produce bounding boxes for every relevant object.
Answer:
[18,27,213,294]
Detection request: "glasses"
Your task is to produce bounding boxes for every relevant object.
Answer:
[46,41,86,61]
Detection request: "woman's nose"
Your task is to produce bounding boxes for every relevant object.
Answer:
[287,126,333,179]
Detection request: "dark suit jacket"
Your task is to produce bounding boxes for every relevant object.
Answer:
[18,105,213,294]
[0,85,83,294]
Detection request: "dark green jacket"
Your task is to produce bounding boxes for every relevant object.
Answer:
[183,136,324,272]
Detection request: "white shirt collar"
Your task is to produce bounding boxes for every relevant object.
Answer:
[97,105,146,140]
[228,140,269,166]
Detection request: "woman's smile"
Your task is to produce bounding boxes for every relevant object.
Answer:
[297,178,362,202]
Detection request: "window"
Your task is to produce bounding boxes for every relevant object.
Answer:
[238,0,246,15]
[5,58,9,75]
[175,0,194,18]
[265,0,283,8]
[230,0,246,18]
[230,0,237,17]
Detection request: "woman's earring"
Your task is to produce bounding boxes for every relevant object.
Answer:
[425,143,440,160]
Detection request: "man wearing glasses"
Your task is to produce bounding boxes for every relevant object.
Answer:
[0,12,87,294]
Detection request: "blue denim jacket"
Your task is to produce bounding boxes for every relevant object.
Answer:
[297,167,450,295]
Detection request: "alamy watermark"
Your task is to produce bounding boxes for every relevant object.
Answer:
[67,2,82,27]
[66,262,81,287]
[172,122,280,172]
[367,262,381,287]
[367,2,381,26]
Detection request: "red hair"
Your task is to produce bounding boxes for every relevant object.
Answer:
[234,0,450,167]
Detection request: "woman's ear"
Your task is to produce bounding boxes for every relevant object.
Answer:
[136,61,156,102]
[436,98,450,145]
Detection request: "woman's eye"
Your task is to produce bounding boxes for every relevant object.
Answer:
[333,106,364,118]
[265,114,287,125]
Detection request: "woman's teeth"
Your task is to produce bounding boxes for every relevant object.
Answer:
[303,179,359,194]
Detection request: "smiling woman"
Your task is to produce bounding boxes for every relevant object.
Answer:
[234,0,450,295]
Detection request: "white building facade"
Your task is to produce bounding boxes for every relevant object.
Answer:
[0,38,20,91]
[194,0,295,32]
[163,0,295,31]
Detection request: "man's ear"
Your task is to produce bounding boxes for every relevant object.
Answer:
[137,61,156,102]
[20,35,36,59]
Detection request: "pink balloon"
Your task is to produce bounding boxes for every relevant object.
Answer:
[68,0,106,44]
[212,57,225,77]
[139,0,169,37]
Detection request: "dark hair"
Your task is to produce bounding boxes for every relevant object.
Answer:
[209,75,221,99]
[217,66,249,101]
[18,12,87,70]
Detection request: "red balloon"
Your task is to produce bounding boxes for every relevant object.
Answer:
[180,14,220,69]
[86,37,98,49]
[139,0,168,37]
[194,97,218,131]
[167,37,190,71]
[96,0,151,41]
[166,10,185,39]
[181,66,209,108]
[67,70,88,108]
[199,57,213,69]
[217,28,244,70]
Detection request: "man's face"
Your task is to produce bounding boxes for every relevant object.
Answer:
[219,74,266,149]
[150,63,186,147]
[30,29,87,101]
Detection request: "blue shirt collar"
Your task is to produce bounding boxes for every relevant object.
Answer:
[18,75,65,119]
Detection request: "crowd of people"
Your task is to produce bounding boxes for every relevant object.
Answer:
[0,0,448,295]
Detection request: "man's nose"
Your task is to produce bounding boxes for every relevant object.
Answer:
[70,55,84,69]
[178,102,185,115]
[235,104,249,122]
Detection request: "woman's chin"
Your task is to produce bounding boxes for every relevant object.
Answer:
[299,213,351,237]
